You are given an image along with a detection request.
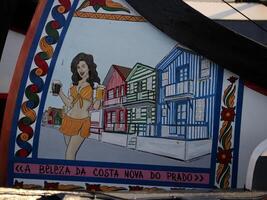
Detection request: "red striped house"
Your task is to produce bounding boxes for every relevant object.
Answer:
[103,65,131,133]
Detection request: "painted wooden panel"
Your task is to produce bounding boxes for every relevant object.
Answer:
[0,0,251,191]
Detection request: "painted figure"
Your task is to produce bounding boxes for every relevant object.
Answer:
[53,52,101,160]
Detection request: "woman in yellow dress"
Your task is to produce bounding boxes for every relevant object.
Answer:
[55,52,100,160]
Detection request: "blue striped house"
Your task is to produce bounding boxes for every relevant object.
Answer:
[136,45,220,160]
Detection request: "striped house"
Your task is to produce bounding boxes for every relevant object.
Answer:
[103,65,131,133]
[45,107,63,127]
[123,63,156,136]
[138,45,220,161]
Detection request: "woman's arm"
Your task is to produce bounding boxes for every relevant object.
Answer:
[93,99,101,110]
[59,88,73,107]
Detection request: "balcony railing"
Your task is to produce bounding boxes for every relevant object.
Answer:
[104,122,156,136]
[90,121,103,134]
[165,80,194,100]
[161,124,209,140]
[104,97,123,107]
[105,123,127,132]
[123,90,156,104]
[128,123,156,136]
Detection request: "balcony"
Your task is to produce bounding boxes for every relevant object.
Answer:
[161,124,209,141]
[164,80,194,101]
[123,90,156,107]
[127,123,156,137]
[105,123,126,132]
[103,97,123,107]
[104,122,156,136]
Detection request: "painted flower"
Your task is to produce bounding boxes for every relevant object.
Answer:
[217,147,232,164]
[90,0,106,6]
[228,76,238,84]
[220,106,236,122]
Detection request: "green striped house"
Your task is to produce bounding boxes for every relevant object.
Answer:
[123,63,156,136]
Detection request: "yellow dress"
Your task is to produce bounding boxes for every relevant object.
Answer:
[59,85,92,138]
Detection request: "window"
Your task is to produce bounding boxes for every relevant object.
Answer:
[200,59,210,79]
[147,77,153,90]
[177,103,187,121]
[176,65,189,82]
[107,112,116,123]
[111,112,116,123]
[129,83,134,93]
[195,99,205,121]
[136,108,141,119]
[162,108,167,117]
[137,81,142,92]
[120,85,124,96]
[147,107,152,118]
[162,71,168,86]
[108,89,114,99]
[115,87,119,98]
[119,110,124,123]
[107,112,112,123]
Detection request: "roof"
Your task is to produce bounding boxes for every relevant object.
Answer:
[126,63,155,81]
[113,65,132,80]
[102,65,131,85]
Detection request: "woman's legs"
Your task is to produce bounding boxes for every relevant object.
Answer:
[65,135,85,160]
[64,135,70,146]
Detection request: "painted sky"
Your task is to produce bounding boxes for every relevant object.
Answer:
[44,1,176,109]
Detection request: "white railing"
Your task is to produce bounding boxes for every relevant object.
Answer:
[161,124,209,140]
[105,123,126,132]
[104,97,122,106]
[165,80,194,97]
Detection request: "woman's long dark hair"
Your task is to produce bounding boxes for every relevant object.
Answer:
[70,53,100,88]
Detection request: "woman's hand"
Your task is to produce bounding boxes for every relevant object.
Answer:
[93,100,101,110]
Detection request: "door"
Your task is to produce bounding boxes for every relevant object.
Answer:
[176,102,187,137]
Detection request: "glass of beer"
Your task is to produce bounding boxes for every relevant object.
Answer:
[52,80,62,96]
[96,85,105,101]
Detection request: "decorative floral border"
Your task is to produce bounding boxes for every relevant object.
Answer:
[215,75,239,188]
[15,0,72,157]
[74,11,146,22]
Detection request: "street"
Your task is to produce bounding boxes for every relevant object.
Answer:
[38,126,211,168]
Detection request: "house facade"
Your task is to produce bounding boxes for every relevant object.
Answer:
[123,63,156,137]
[45,107,63,127]
[136,46,220,160]
[103,65,131,133]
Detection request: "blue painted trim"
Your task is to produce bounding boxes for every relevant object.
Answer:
[209,67,224,187]
[156,69,162,137]
[231,79,244,188]
[156,48,183,70]
[7,0,55,187]
[32,0,80,158]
